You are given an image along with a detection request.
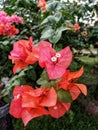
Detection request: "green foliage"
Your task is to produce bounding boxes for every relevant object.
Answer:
[1,66,34,97]
[57,88,72,103]
[37,70,60,88]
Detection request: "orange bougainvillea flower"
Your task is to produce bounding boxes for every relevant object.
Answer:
[48,101,71,118]
[58,67,87,100]
[39,87,57,107]
[37,0,46,12]
[21,107,49,126]
[39,44,72,80]
[9,85,49,126]
[22,87,57,108]
[9,37,39,74]
[73,23,80,32]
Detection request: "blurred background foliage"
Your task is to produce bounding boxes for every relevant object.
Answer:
[0,0,98,129]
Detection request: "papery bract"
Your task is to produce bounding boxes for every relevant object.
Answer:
[48,101,71,118]
[39,45,72,79]
[9,85,34,118]
[58,67,87,100]
[22,87,57,107]
[9,37,39,74]
[22,107,49,126]
[39,87,57,107]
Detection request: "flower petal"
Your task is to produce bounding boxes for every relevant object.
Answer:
[40,87,57,107]
[70,85,81,100]
[58,46,72,69]
[68,66,84,81]
[48,101,71,118]
[22,93,39,108]
[9,98,22,118]
[75,83,87,96]
[22,107,49,126]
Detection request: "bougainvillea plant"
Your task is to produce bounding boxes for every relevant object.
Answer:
[1,0,87,128]
[8,37,87,126]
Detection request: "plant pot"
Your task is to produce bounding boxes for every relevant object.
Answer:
[0,100,14,130]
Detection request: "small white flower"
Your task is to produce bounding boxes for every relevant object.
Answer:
[53,106,58,110]
[51,56,57,62]
[15,94,20,99]
[56,53,61,58]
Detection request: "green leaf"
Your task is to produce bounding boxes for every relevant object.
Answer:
[47,1,61,11]
[40,26,54,40]
[57,89,72,103]
[27,69,37,81]
[1,66,33,97]
[37,78,48,88]
[37,70,58,88]
[49,26,69,44]
[37,70,49,88]
[41,12,62,25]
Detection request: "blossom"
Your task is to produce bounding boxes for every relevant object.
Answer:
[9,14,23,24]
[37,0,46,12]
[0,10,23,36]
[9,85,49,126]
[9,37,39,74]
[39,44,72,80]
[0,11,7,17]
[0,11,23,24]
[0,23,19,36]
[58,67,87,100]
[22,87,57,107]
[73,23,80,32]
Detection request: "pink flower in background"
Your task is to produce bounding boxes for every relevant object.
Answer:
[0,11,7,17]
[39,43,72,79]
[0,23,19,36]
[0,10,23,36]
[0,11,23,24]
[9,14,23,23]
[73,23,80,32]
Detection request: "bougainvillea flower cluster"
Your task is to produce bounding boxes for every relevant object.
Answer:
[9,37,39,74]
[73,23,80,32]
[9,37,87,126]
[0,11,23,36]
[37,0,46,12]
[67,23,80,32]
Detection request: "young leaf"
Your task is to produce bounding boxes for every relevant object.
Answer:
[57,89,72,103]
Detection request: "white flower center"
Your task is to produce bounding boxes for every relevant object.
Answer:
[15,94,20,99]
[53,106,58,110]
[56,53,61,58]
[51,56,57,62]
